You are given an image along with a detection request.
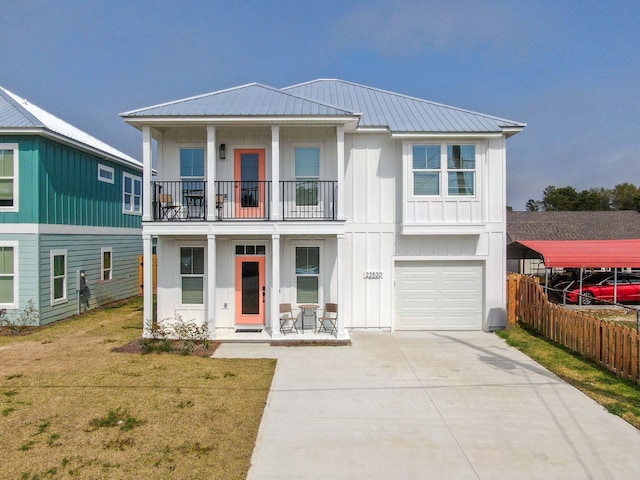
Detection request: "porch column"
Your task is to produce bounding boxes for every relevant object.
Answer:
[207,234,217,339]
[336,233,347,339]
[271,126,281,220]
[206,126,217,221]
[336,125,345,220]
[270,234,281,338]
[142,233,153,338]
[142,126,153,222]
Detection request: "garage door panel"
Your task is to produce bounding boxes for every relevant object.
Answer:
[394,261,483,330]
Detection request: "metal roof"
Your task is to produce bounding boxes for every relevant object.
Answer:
[283,79,526,133]
[122,83,357,118]
[0,86,141,169]
[122,79,525,135]
[514,239,640,268]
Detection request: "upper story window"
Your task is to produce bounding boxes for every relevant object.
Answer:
[295,147,320,206]
[0,244,17,308]
[412,144,476,197]
[123,172,142,215]
[180,148,205,178]
[0,143,18,211]
[98,164,115,184]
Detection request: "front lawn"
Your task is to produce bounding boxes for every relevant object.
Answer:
[0,297,275,479]
[497,324,640,429]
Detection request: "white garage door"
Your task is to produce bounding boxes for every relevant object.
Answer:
[394,261,483,330]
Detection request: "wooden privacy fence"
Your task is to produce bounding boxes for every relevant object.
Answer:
[507,273,640,385]
[138,254,157,295]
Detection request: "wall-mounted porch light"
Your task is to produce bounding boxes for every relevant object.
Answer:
[218,143,226,160]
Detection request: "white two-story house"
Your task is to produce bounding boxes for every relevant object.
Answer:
[121,79,525,339]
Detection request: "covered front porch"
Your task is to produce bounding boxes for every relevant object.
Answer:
[141,228,347,341]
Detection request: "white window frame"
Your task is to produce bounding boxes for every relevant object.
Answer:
[409,142,478,199]
[98,163,115,184]
[292,145,322,207]
[0,242,18,309]
[0,143,19,212]
[101,247,113,281]
[180,246,205,306]
[122,172,142,215]
[50,249,67,306]
[293,243,323,305]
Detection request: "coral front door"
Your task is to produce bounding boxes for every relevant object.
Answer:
[235,256,266,326]
[234,149,266,218]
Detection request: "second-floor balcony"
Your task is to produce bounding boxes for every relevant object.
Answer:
[152,180,337,222]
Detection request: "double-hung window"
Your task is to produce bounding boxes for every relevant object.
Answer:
[412,144,476,197]
[295,147,320,206]
[123,173,142,214]
[0,244,17,308]
[180,247,204,305]
[101,247,112,281]
[447,145,475,196]
[0,143,18,211]
[51,250,67,305]
[296,246,319,304]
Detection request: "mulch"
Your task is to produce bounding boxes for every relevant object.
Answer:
[112,339,221,357]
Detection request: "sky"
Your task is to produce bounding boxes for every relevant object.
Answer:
[2,0,638,210]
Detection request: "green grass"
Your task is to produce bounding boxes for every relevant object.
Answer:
[0,296,276,479]
[497,324,640,429]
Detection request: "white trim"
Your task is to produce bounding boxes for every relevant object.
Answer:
[50,249,68,306]
[122,172,142,215]
[98,163,115,184]
[0,241,18,309]
[0,224,141,235]
[101,247,113,281]
[179,245,205,306]
[393,132,504,139]
[292,242,324,307]
[0,143,19,212]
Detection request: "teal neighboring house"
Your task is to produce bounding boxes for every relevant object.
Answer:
[0,86,143,325]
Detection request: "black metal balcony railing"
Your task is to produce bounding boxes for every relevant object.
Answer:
[281,181,336,220]
[151,180,336,221]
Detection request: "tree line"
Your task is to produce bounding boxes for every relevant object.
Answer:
[524,183,640,211]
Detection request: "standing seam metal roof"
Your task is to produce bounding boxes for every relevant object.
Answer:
[122,83,357,118]
[121,79,525,134]
[283,79,525,132]
[0,86,141,167]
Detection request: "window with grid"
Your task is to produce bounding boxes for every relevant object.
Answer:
[0,144,17,209]
[295,148,320,206]
[412,144,476,196]
[123,173,142,214]
[180,247,204,305]
[51,250,67,305]
[295,246,319,304]
[0,246,16,307]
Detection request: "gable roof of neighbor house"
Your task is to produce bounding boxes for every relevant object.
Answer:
[507,211,640,268]
[122,79,525,136]
[0,86,141,170]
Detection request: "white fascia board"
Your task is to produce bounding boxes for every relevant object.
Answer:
[502,127,525,138]
[122,115,360,128]
[392,132,504,139]
[0,127,143,172]
[142,221,346,237]
[355,127,390,133]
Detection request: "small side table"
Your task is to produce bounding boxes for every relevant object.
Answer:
[298,304,319,333]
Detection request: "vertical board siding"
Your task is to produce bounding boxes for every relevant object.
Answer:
[0,136,39,224]
[38,234,142,325]
[37,138,142,228]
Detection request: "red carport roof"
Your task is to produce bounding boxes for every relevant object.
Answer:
[517,239,640,268]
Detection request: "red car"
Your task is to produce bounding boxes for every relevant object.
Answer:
[562,272,640,305]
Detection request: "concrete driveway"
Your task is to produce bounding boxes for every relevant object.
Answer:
[214,332,640,479]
